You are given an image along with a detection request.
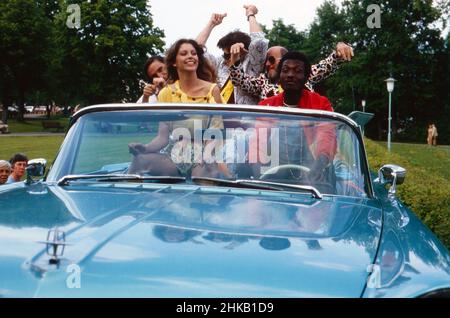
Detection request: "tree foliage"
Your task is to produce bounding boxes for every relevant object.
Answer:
[1,0,448,144]
[50,0,165,106]
[263,19,307,51]
[0,0,52,121]
[0,0,165,120]
[264,0,449,143]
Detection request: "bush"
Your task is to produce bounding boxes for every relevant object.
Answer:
[364,139,450,249]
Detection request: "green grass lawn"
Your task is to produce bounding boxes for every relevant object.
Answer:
[0,136,64,163]
[6,116,70,133]
[74,134,154,172]
[365,139,450,248]
[374,142,450,181]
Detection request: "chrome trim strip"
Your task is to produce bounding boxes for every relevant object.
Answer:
[72,103,360,128]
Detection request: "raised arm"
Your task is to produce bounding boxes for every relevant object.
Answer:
[229,62,275,99]
[306,42,354,91]
[242,5,268,75]
[244,4,262,33]
[195,13,227,47]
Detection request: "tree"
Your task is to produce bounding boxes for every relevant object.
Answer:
[50,0,165,106]
[263,1,448,143]
[1,0,166,122]
[338,0,448,142]
[0,0,52,121]
[262,19,307,51]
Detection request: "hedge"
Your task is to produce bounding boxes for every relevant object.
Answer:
[364,139,450,249]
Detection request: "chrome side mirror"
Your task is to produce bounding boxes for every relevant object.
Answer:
[377,164,406,195]
[26,158,47,185]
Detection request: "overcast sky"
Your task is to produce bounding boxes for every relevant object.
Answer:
[148,0,338,56]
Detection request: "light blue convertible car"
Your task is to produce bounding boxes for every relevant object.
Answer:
[0,104,449,297]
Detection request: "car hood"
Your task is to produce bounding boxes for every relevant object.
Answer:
[0,182,382,297]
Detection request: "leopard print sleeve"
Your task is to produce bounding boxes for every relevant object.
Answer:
[306,51,346,91]
[229,64,266,98]
[229,64,280,100]
[260,81,279,99]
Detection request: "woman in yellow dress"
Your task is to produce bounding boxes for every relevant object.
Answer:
[128,39,226,177]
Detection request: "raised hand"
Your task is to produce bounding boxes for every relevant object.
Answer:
[336,42,354,61]
[230,42,248,65]
[152,77,166,90]
[209,13,227,27]
[143,84,157,97]
[243,4,258,17]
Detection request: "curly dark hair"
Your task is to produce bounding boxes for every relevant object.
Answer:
[165,39,216,83]
[217,31,251,51]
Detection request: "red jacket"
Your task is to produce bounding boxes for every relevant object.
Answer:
[258,90,333,111]
[257,90,337,162]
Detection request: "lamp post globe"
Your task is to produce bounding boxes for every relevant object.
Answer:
[385,77,396,93]
[385,77,396,152]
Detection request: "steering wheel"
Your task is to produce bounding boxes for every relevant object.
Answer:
[259,164,310,180]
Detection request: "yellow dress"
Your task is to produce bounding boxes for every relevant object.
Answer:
[156,81,225,175]
[157,80,224,133]
[157,80,223,104]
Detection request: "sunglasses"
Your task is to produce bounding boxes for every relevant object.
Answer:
[266,56,280,65]
[222,52,231,60]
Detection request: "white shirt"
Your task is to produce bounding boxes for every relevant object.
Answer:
[136,94,158,103]
[207,32,269,105]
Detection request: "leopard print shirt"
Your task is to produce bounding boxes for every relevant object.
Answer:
[229,51,345,100]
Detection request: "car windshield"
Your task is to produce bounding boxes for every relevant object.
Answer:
[48,108,369,197]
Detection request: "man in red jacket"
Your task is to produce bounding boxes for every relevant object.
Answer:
[258,51,337,182]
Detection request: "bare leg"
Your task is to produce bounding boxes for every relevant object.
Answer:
[129,153,180,176]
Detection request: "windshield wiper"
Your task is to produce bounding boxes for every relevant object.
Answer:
[191,177,322,199]
[57,174,186,186]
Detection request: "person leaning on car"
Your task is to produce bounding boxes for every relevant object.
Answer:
[257,51,337,181]
[0,160,11,185]
[6,153,28,184]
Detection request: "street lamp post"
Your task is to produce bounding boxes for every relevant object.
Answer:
[361,99,367,136]
[385,76,396,152]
